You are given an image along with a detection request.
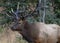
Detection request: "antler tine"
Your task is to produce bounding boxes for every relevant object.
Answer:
[6,13,12,17]
[17,2,20,11]
[10,2,20,20]
[9,11,11,14]
[11,8,15,14]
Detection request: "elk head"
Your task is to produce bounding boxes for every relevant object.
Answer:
[9,2,35,43]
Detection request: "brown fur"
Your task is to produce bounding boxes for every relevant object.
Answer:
[11,20,60,43]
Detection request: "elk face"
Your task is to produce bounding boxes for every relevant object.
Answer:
[10,19,34,42]
[10,12,23,32]
[11,23,22,31]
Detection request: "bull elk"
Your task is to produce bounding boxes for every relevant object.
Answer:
[11,19,60,43]
[8,3,60,43]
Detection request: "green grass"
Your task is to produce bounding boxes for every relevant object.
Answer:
[0,26,4,33]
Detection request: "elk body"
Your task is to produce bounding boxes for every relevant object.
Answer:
[9,4,60,43]
[11,20,60,43]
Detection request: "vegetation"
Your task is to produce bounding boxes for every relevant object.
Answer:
[0,0,60,43]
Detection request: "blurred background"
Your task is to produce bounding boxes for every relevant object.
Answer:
[0,0,60,43]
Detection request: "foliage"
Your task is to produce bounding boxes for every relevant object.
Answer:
[0,0,60,25]
[0,0,60,43]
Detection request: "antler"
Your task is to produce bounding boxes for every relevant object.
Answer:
[10,2,26,20]
[7,2,39,21]
[11,2,20,20]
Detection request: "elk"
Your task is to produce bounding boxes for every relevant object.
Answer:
[9,3,60,43]
[11,19,60,43]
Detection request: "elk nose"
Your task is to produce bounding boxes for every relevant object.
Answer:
[11,26,16,31]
